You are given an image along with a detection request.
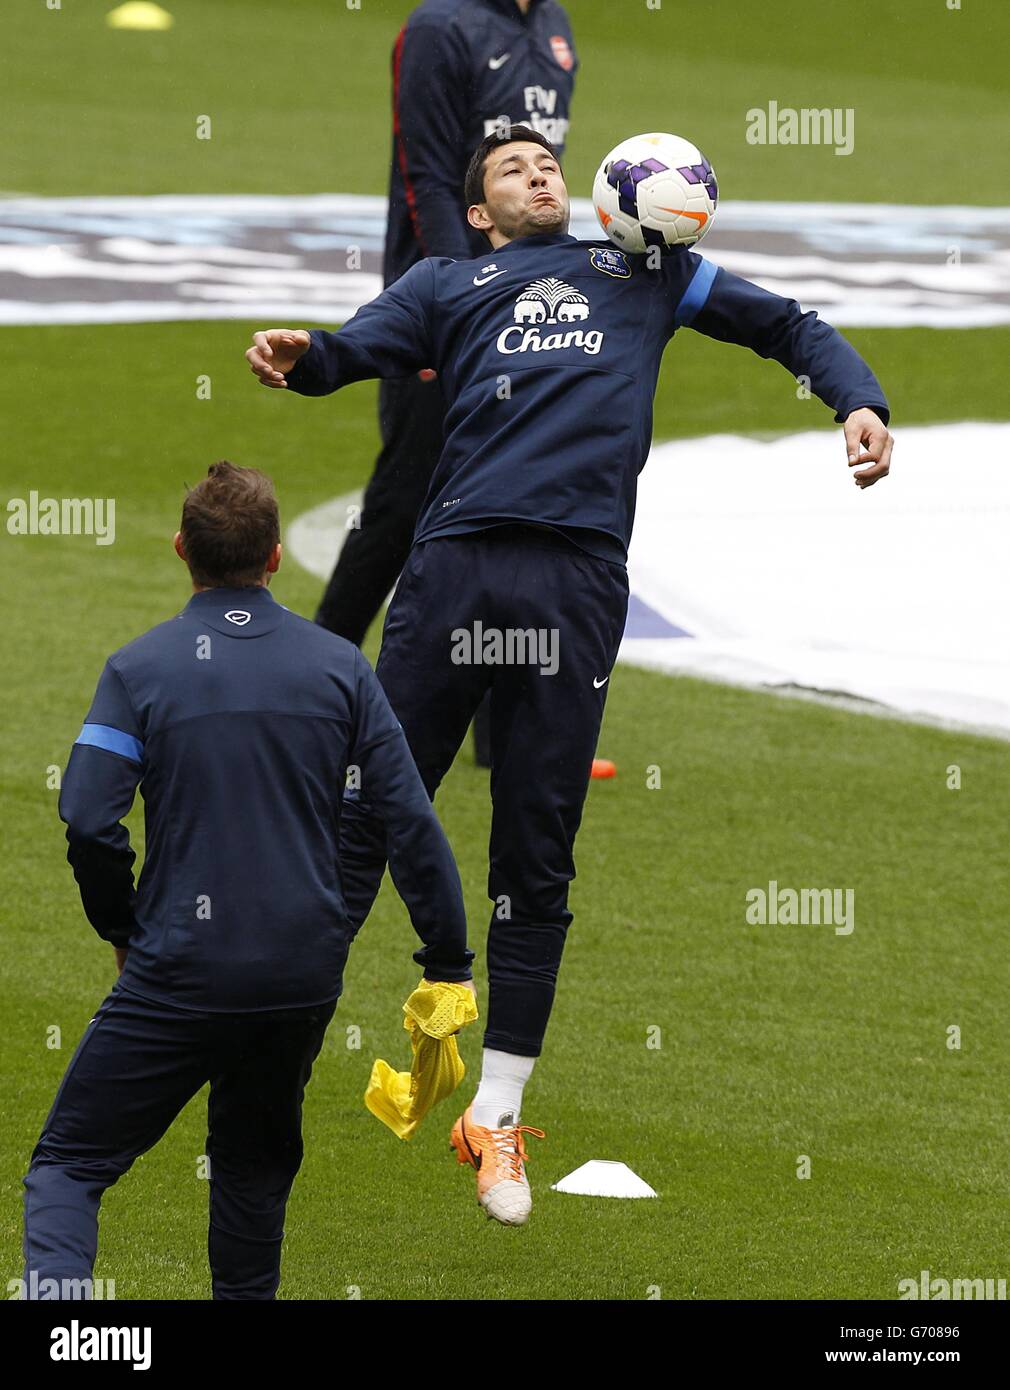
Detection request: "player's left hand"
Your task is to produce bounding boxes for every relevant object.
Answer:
[114,946,129,975]
[843,408,893,488]
[246,328,310,388]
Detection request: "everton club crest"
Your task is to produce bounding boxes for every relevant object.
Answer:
[589,246,631,279]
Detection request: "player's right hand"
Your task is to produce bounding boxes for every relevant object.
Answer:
[246,329,311,388]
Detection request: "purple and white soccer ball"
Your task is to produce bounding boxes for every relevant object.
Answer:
[593,132,718,252]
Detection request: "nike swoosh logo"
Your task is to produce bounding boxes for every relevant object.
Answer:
[657,207,709,228]
[473,268,507,286]
[593,676,609,688]
[462,1119,482,1169]
[488,53,511,69]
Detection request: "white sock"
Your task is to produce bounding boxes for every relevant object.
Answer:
[471,1048,536,1129]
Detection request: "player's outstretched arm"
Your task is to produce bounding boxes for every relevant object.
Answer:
[245,259,438,398]
[675,257,893,486]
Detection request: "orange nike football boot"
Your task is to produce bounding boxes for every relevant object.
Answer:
[450,1105,546,1225]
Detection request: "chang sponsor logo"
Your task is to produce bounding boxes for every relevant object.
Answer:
[496,277,603,357]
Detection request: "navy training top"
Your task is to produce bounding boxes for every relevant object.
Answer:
[58,585,473,1011]
[286,234,890,565]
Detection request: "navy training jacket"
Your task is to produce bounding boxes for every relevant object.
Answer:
[383,0,577,285]
[58,585,474,1012]
[285,234,891,565]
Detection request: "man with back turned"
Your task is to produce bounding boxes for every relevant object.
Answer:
[23,461,473,1299]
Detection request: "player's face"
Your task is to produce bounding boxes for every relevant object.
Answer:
[474,143,570,245]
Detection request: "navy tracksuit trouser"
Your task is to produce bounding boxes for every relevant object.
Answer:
[22,980,335,1300]
[340,525,629,1057]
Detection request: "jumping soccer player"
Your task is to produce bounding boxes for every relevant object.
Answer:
[23,463,474,1298]
[245,126,892,1225]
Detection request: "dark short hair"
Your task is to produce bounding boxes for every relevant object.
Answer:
[180,461,280,588]
[464,124,562,214]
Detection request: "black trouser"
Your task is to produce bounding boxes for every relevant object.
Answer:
[315,371,445,645]
[22,981,336,1300]
[339,527,630,1056]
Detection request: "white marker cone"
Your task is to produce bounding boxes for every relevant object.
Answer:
[551,1160,657,1198]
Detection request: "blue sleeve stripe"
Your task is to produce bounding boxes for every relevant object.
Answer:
[674,258,718,329]
[75,723,143,764]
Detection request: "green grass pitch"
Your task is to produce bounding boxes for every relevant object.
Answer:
[6,0,1009,203]
[2,0,1009,1299]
